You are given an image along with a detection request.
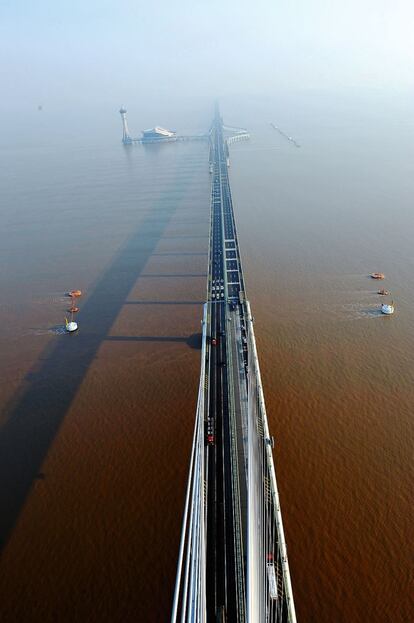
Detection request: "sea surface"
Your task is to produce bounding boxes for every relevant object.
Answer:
[0,92,413,621]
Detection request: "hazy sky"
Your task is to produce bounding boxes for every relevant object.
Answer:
[1,0,414,111]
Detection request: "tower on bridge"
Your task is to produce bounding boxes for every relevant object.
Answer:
[119,107,132,144]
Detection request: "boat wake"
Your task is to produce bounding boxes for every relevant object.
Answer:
[28,325,67,336]
[31,294,70,305]
[335,303,384,321]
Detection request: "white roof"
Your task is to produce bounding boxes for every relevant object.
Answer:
[143,126,175,137]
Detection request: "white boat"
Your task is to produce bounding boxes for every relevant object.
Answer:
[65,317,78,332]
[381,302,395,315]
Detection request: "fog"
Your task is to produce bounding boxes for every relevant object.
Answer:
[2,0,414,112]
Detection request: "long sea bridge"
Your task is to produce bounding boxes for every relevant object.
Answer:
[171,107,296,623]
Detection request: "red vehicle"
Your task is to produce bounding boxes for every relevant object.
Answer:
[207,434,215,445]
[211,337,217,346]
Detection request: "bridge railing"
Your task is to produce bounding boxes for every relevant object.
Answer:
[227,133,250,145]
[245,301,297,623]
[171,305,208,623]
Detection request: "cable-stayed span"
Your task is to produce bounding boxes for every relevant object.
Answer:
[171,106,297,623]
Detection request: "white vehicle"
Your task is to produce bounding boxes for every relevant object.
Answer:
[266,563,278,600]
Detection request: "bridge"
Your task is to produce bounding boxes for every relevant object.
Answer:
[171,106,297,623]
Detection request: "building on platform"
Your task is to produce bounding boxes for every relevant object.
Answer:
[141,126,177,142]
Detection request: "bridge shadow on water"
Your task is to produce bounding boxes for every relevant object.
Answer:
[105,333,202,349]
[152,252,207,257]
[140,273,207,278]
[0,199,203,555]
[124,300,204,306]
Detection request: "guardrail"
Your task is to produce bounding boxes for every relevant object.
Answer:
[171,305,208,623]
[245,300,297,623]
[227,133,250,145]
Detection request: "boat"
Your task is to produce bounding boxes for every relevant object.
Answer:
[381,301,395,315]
[378,289,390,295]
[68,292,80,312]
[370,273,385,280]
[67,289,81,312]
[65,290,80,330]
[65,317,78,332]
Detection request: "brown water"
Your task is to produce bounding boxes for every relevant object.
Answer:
[0,94,413,621]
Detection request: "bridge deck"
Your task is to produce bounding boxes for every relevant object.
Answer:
[205,111,247,622]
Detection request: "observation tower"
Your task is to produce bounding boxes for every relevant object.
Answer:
[119,107,132,144]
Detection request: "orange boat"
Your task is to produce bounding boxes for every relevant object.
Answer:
[67,289,82,297]
[370,273,385,280]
